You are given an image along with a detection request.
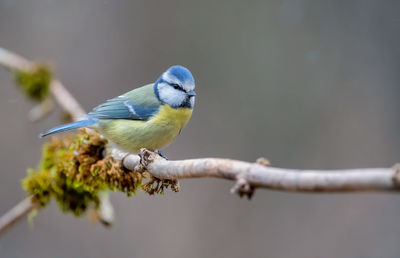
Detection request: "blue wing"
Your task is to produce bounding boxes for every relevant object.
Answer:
[89,99,159,120]
[88,84,160,121]
[40,84,160,138]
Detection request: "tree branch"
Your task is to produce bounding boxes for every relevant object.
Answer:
[122,149,400,198]
[1,46,399,237]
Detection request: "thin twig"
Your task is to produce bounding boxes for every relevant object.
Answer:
[0,47,111,235]
[0,47,86,120]
[50,80,85,120]
[0,47,35,71]
[0,197,38,235]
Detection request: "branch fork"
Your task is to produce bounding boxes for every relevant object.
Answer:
[230,176,254,199]
[230,157,270,199]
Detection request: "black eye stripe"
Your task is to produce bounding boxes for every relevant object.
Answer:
[171,83,184,91]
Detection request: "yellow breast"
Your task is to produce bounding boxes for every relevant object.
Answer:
[97,105,193,153]
[151,105,193,130]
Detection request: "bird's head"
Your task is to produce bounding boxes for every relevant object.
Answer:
[154,65,196,109]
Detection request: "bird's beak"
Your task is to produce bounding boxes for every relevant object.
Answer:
[187,90,196,97]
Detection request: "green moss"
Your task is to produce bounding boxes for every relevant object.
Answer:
[15,65,52,101]
[23,133,106,216]
[23,132,177,217]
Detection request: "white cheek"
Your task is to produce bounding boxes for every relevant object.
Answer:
[159,85,186,107]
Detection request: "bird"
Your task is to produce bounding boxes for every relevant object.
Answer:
[40,65,196,155]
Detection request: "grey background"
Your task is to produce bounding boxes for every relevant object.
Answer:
[0,0,399,257]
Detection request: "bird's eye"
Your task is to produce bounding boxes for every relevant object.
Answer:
[171,84,180,90]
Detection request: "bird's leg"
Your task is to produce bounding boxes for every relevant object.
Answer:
[156,150,168,160]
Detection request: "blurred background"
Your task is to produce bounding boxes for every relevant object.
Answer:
[0,0,399,257]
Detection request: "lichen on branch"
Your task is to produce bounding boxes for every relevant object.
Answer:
[22,131,177,217]
[15,64,52,101]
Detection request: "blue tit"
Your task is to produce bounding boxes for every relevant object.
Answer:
[40,65,196,153]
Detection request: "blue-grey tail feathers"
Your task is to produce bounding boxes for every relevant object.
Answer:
[39,118,98,138]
